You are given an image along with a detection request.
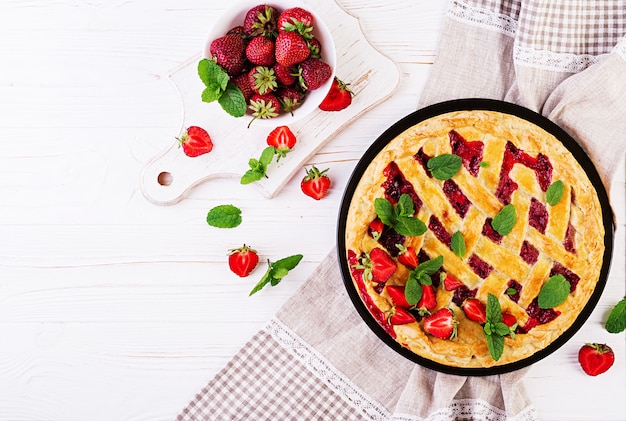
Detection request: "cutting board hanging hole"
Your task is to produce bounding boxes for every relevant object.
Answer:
[158,171,173,187]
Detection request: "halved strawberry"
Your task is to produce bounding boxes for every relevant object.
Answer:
[300,165,330,200]
[368,218,384,240]
[462,298,487,323]
[502,313,517,327]
[397,245,418,269]
[578,343,615,376]
[417,285,437,312]
[387,306,415,325]
[386,285,410,309]
[177,126,213,157]
[319,77,353,112]
[369,247,396,283]
[266,125,296,160]
[441,273,464,291]
[423,308,457,340]
[228,244,259,277]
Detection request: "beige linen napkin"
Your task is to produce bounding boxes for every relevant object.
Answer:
[177,1,625,420]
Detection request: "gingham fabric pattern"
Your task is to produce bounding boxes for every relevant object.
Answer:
[175,328,367,421]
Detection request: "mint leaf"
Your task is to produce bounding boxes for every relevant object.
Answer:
[486,293,502,324]
[405,276,422,305]
[374,198,397,226]
[394,215,427,236]
[546,180,564,206]
[218,83,247,117]
[538,274,570,309]
[486,331,505,361]
[494,322,510,336]
[396,193,414,217]
[206,204,242,228]
[259,146,275,167]
[415,255,443,276]
[249,254,303,296]
[479,161,489,168]
[606,298,626,333]
[241,147,276,185]
[505,287,517,296]
[202,84,223,103]
[417,271,432,286]
[450,231,466,258]
[427,154,462,180]
[491,204,516,236]
[198,59,229,96]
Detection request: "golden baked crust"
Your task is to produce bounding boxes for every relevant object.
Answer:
[344,109,605,368]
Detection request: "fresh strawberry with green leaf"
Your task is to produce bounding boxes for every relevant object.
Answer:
[246,36,276,66]
[296,57,332,91]
[273,63,296,86]
[462,298,487,323]
[266,125,296,160]
[578,343,615,376]
[248,66,278,95]
[209,34,247,76]
[300,165,331,200]
[501,313,517,328]
[277,7,314,35]
[248,93,280,127]
[275,31,310,66]
[276,87,303,115]
[319,77,353,111]
[369,247,396,283]
[177,126,213,157]
[243,4,279,38]
[228,245,259,277]
[386,285,410,309]
[396,244,418,269]
[387,306,415,325]
[423,308,457,340]
[417,285,437,312]
[368,218,384,240]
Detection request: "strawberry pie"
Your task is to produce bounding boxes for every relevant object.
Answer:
[342,107,607,369]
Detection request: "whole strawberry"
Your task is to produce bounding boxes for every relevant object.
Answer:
[246,36,276,66]
[273,63,296,87]
[277,7,314,36]
[578,343,615,376]
[177,126,213,157]
[243,4,279,38]
[231,73,254,103]
[228,245,259,277]
[319,77,353,111]
[275,31,310,66]
[296,58,332,91]
[210,34,247,76]
[248,66,278,95]
[248,93,280,127]
[300,165,331,200]
[277,87,303,115]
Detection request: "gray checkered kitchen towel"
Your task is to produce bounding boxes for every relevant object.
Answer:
[177,1,625,420]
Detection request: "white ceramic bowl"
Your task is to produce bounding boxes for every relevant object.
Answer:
[203,0,336,126]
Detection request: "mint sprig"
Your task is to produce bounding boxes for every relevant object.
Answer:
[451,231,466,258]
[198,58,247,117]
[537,274,570,309]
[605,297,626,333]
[427,154,462,180]
[546,180,564,206]
[374,194,427,237]
[491,204,516,236]
[249,254,303,296]
[241,146,276,184]
[405,255,443,305]
[206,204,242,228]
[484,293,515,361]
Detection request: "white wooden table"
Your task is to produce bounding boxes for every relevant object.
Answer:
[0,1,624,420]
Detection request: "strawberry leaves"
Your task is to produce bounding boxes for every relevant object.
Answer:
[249,254,303,296]
[374,194,427,237]
[198,58,247,117]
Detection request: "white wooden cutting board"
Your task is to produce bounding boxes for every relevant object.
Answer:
[139,0,400,205]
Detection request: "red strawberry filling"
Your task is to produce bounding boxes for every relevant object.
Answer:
[381,161,422,212]
[506,279,523,303]
[528,197,548,234]
[452,285,478,307]
[563,222,577,254]
[482,217,503,244]
[550,262,580,292]
[449,130,484,177]
[468,254,493,279]
[443,179,471,217]
[413,148,433,176]
[377,228,405,257]
[495,141,552,204]
[428,215,452,248]
[519,240,539,265]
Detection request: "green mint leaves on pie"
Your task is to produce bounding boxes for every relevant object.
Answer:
[241,146,276,184]
[483,293,515,361]
[491,204,516,236]
[427,153,462,180]
[206,204,242,228]
[605,297,626,334]
[546,180,565,206]
[537,274,570,309]
[451,231,466,258]
[249,254,303,296]
[405,255,443,305]
[374,194,427,237]
[198,58,246,117]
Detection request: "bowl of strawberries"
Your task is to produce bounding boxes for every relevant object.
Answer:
[202,1,336,126]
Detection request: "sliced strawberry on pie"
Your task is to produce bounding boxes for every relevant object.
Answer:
[397,245,418,269]
[441,273,464,291]
[462,298,487,323]
[369,247,397,283]
[417,284,437,312]
[387,306,415,325]
[423,308,458,340]
[386,285,411,309]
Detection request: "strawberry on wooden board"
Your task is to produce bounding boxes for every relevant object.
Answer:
[300,165,331,200]
[462,298,487,323]
[275,31,310,66]
[578,343,615,376]
[417,285,437,312]
[266,125,296,160]
[228,245,259,277]
[246,36,276,66]
[177,126,213,157]
[209,34,247,76]
[387,306,415,325]
[397,245,418,269]
[386,285,410,309]
[319,77,353,111]
[423,308,458,340]
[368,247,397,283]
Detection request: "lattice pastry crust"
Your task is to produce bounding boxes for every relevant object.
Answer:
[344,110,604,368]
